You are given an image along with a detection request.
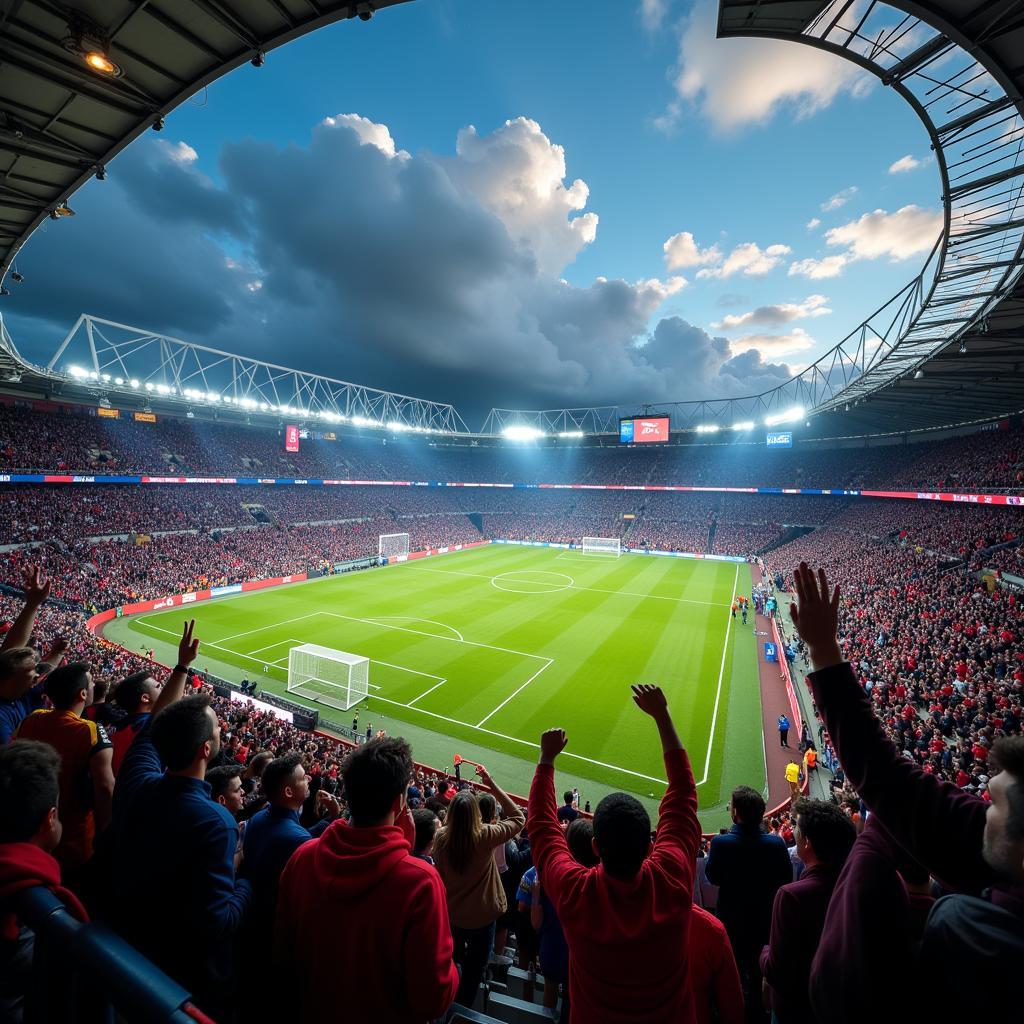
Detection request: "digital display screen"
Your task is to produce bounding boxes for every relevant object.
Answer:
[285,425,300,453]
[619,416,670,444]
[766,432,793,448]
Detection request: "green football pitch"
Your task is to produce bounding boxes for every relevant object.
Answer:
[104,544,765,826]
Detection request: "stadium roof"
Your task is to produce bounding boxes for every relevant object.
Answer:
[0,0,414,282]
[715,0,1024,434]
[0,0,1021,438]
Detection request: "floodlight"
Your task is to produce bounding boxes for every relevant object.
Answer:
[731,421,754,431]
[764,406,805,427]
[503,425,544,441]
[695,424,720,434]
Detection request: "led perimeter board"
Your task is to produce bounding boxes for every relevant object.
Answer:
[619,416,670,444]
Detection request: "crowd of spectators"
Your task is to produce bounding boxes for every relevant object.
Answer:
[2,403,1024,1020]
[1,516,1022,1021]
[3,399,1023,491]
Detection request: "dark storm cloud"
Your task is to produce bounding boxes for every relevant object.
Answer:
[5,115,796,420]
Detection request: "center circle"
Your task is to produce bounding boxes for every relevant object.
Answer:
[491,570,575,595]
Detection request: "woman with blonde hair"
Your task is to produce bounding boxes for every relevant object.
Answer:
[433,766,525,1009]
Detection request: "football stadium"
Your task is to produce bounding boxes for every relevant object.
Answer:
[0,1,1022,1022]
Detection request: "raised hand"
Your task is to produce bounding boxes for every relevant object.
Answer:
[631,684,668,718]
[539,728,568,765]
[177,619,200,667]
[22,566,51,607]
[790,562,842,670]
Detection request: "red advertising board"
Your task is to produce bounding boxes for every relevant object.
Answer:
[285,425,300,452]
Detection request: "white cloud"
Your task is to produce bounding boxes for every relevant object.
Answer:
[888,154,922,174]
[664,0,871,132]
[821,186,858,212]
[322,114,408,160]
[729,327,817,359]
[634,275,688,300]
[662,230,722,270]
[156,140,198,166]
[788,255,850,280]
[806,217,821,230]
[825,205,942,261]
[712,294,831,330]
[442,117,599,275]
[696,242,791,280]
[641,0,668,31]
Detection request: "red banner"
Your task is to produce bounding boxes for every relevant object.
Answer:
[285,425,299,452]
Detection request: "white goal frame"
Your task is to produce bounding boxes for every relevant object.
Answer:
[287,643,369,711]
[582,536,621,557]
[379,532,410,560]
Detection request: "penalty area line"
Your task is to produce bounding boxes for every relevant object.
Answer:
[366,693,670,786]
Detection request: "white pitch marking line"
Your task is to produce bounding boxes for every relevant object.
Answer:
[408,565,729,607]
[362,616,465,642]
[475,658,555,728]
[217,612,322,645]
[698,562,740,787]
[366,693,670,786]
[319,612,548,663]
[407,679,448,707]
[372,659,445,682]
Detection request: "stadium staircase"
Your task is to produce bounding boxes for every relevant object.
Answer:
[759,525,815,557]
[706,517,717,554]
[451,937,563,1023]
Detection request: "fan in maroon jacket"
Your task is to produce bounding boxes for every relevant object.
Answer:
[528,684,702,1024]
[274,736,459,1024]
[790,561,1024,1021]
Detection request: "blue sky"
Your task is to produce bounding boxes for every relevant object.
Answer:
[8,0,941,419]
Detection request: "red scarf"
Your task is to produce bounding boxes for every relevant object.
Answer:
[0,842,89,941]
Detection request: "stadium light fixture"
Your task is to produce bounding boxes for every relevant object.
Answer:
[69,365,88,379]
[114,377,123,386]
[731,421,755,431]
[144,383,154,391]
[764,406,805,427]
[129,379,140,388]
[695,424,720,434]
[558,430,584,438]
[503,425,545,441]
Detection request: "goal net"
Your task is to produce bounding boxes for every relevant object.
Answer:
[379,532,410,560]
[287,643,369,711]
[582,536,621,557]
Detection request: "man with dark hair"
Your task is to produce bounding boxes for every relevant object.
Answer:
[759,798,856,1023]
[412,807,440,863]
[528,685,701,1023]
[14,662,114,876]
[109,670,162,775]
[557,790,579,823]
[705,786,792,1021]
[0,568,69,746]
[275,736,459,1022]
[206,764,244,816]
[108,621,251,1021]
[0,740,89,1024]
[242,754,337,940]
[790,561,1024,1019]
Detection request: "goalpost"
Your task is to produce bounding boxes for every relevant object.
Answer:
[582,536,622,557]
[287,643,369,711]
[378,532,410,561]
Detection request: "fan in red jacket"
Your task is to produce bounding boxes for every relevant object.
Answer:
[528,684,702,1024]
[274,736,458,1024]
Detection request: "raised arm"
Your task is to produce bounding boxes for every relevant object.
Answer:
[1,566,50,652]
[528,729,578,897]
[152,620,200,716]
[791,562,990,891]
[632,684,700,872]
[474,765,526,843]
